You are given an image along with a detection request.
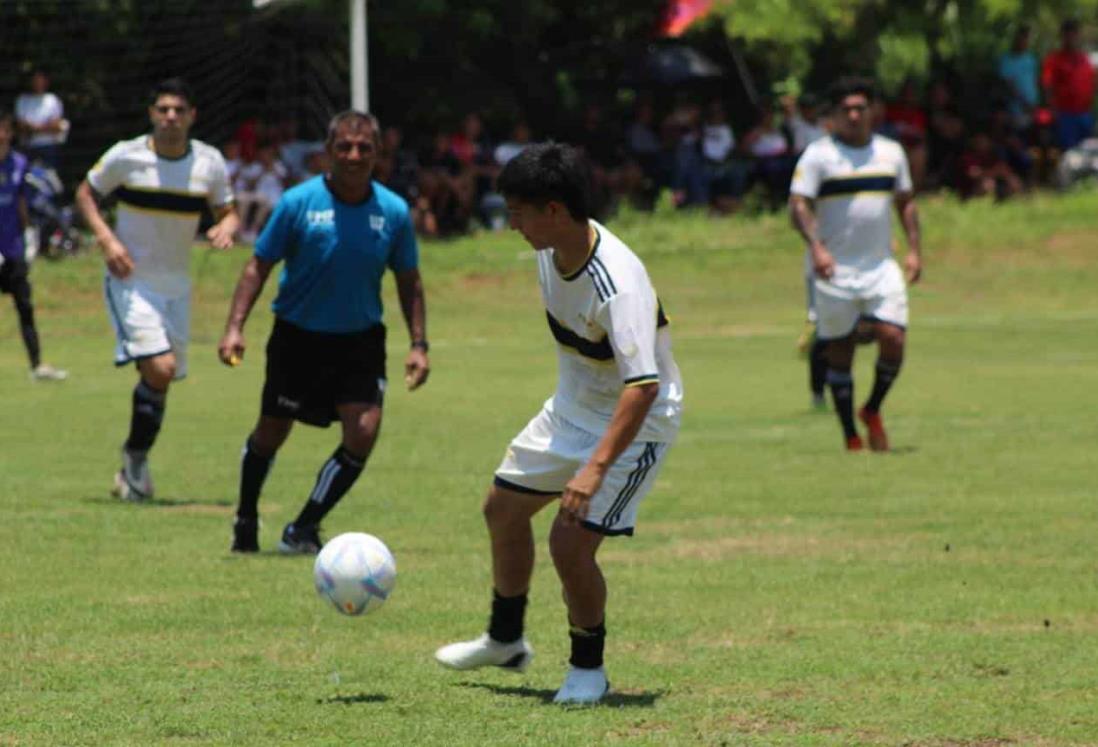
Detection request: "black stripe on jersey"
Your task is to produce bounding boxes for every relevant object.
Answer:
[589,256,617,295]
[585,264,611,302]
[546,311,614,361]
[561,226,602,281]
[657,299,669,328]
[116,186,207,214]
[817,175,896,198]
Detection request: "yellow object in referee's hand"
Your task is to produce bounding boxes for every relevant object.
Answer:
[229,354,241,367]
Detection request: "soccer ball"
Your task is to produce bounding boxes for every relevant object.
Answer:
[313,532,397,616]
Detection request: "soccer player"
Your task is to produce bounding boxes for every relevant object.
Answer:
[0,110,67,381]
[217,111,429,555]
[434,143,683,705]
[75,78,238,500]
[789,77,922,451]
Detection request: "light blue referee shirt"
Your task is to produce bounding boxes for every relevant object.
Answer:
[255,176,418,333]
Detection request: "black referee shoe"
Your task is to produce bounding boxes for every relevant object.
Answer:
[231,516,260,553]
[278,522,323,555]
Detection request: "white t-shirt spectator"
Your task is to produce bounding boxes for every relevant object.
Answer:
[494,141,528,166]
[702,124,735,162]
[789,115,827,154]
[15,92,65,147]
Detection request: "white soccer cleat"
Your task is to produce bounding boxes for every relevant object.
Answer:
[111,449,153,502]
[434,633,534,672]
[553,666,609,705]
[30,363,68,381]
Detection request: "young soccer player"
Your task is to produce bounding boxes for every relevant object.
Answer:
[789,77,923,451]
[75,78,238,500]
[218,111,429,555]
[434,143,683,704]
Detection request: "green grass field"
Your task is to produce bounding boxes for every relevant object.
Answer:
[3,191,1098,746]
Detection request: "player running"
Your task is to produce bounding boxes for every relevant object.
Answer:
[435,143,683,704]
[75,78,238,500]
[789,77,923,451]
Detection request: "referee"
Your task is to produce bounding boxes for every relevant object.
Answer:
[218,110,429,554]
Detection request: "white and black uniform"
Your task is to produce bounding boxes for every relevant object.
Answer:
[87,136,233,378]
[791,134,913,340]
[495,221,683,536]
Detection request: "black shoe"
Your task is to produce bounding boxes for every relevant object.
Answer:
[278,522,322,555]
[231,516,260,553]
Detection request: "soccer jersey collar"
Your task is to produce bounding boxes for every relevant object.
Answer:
[323,175,376,206]
[555,222,602,282]
[146,136,192,162]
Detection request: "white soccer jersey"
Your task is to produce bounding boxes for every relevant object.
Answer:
[535,220,683,443]
[87,136,233,296]
[790,134,912,274]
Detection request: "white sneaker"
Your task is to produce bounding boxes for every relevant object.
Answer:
[553,666,609,705]
[31,363,68,381]
[111,449,153,501]
[434,633,534,672]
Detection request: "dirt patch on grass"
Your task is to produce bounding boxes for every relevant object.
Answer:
[604,532,909,564]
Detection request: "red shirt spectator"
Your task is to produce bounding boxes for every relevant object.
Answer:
[1042,23,1095,115]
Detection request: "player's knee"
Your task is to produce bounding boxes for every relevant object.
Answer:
[549,522,595,576]
[141,360,175,390]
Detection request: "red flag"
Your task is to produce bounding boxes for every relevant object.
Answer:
[660,0,714,37]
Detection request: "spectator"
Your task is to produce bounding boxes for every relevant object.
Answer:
[989,108,1034,186]
[419,130,471,236]
[14,70,67,171]
[958,130,1023,200]
[785,93,828,155]
[623,102,664,208]
[221,140,243,187]
[1042,19,1096,151]
[741,103,792,208]
[493,121,532,167]
[236,143,287,242]
[701,100,745,214]
[667,103,708,208]
[885,80,928,190]
[275,117,321,185]
[998,25,1039,132]
[926,81,966,189]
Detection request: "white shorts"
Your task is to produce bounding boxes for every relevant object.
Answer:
[494,406,673,536]
[104,275,190,379]
[814,259,908,341]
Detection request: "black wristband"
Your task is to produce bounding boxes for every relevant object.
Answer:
[411,340,429,352]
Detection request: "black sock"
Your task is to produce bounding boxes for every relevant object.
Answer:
[864,358,902,413]
[569,620,606,669]
[294,446,365,527]
[488,590,528,644]
[237,437,274,519]
[14,294,41,369]
[125,380,166,452]
[809,338,828,398]
[826,368,857,438]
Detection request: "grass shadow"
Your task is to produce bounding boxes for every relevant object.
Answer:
[80,495,231,508]
[460,682,662,708]
[316,693,389,706]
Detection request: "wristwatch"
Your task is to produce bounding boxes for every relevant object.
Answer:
[411,340,429,352]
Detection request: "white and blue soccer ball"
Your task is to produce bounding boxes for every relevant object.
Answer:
[313,532,397,616]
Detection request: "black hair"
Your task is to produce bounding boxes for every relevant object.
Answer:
[829,76,878,106]
[149,77,194,107]
[326,110,380,144]
[496,142,592,221]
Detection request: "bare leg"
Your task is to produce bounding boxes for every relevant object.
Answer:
[483,484,556,596]
[549,513,606,628]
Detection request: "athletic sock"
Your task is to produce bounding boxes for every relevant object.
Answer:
[125,380,167,452]
[569,620,606,669]
[237,437,274,519]
[864,358,902,413]
[15,297,41,369]
[809,338,828,398]
[293,446,365,527]
[826,368,857,439]
[487,590,528,644]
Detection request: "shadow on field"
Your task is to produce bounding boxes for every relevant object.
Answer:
[460,682,662,708]
[317,693,389,706]
[80,495,232,508]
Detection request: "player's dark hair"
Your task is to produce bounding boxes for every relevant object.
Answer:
[497,142,592,221]
[150,77,194,107]
[829,76,878,106]
[326,110,380,144]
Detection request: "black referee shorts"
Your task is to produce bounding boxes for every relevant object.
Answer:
[261,318,386,427]
[0,259,31,300]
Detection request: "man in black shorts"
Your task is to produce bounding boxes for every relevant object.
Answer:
[218,110,429,554]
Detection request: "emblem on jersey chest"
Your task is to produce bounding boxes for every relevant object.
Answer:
[307,209,335,226]
[369,214,386,231]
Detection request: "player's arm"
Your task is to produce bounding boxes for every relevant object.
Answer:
[894,192,922,284]
[218,256,276,366]
[206,203,239,250]
[74,179,134,279]
[561,382,659,524]
[394,268,429,390]
[789,194,834,279]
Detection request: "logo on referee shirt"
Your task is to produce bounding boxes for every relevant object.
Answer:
[369,215,386,232]
[307,209,334,227]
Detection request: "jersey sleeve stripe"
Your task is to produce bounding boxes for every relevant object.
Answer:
[624,375,660,387]
[546,311,614,361]
[590,256,617,295]
[585,264,610,302]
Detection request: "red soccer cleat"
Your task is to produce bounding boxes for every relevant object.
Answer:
[846,435,865,451]
[858,407,889,452]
